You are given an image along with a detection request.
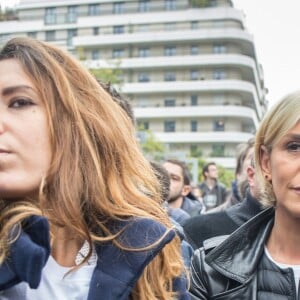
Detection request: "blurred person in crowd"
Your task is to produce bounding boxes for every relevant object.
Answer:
[0,37,189,299]
[189,91,300,299]
[184,155,262,249]
[163,159,203,217]
[150,161,194,268]
[198,162,227,211]
[206,137,255,213]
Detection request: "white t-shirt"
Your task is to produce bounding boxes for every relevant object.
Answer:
[265,246,300,296]
[1,241,97,300]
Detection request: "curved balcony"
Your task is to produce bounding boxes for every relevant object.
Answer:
[154,131,254,144]
[73,28,255,57]
[122,80,262,119]
[135,105,259,129]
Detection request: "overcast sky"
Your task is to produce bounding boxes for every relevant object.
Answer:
[1,0,299,110]
[233,0,300,109]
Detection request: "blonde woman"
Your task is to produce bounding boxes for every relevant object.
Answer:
[0,37,188,299]
[189,91,300,299]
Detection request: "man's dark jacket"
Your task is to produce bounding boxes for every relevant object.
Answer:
[183,189,263,249]
[0,216,190,299]
[189,208,298,299]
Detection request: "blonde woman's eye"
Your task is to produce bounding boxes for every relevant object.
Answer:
[286,142,300,152]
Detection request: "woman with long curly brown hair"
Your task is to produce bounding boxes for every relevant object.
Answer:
[0,37,189,299]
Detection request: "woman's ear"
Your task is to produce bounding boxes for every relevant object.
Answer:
[260,145,272,180]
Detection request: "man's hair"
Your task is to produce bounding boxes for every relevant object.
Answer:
[235,137,255,176]
[165,159,191,185]
[202,162,216,178]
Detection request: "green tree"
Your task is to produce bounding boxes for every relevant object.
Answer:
[89,67,123,85]
[189,0,209,8]
[137,130,165,161]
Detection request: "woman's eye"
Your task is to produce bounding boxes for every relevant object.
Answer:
[286,142,300,152]
[9,98,34,108]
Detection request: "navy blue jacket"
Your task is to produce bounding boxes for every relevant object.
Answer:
[0,216,189,299]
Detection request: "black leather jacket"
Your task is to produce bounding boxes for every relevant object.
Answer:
[189,208,299,299]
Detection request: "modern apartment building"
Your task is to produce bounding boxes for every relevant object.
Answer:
[0,0,268,168]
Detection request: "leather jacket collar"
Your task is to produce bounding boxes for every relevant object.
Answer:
[205,207,274,283]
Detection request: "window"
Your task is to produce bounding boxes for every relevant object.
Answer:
[138,47,150,57]
[139,0,150,12]
[138,24,149,32]
[138,73,150,82]
[214,120,224,131]
[213,70,226,80]
[191,120,198,132]
[165,0,176,10]
[88,3,100,16]
[27,32,37,38]
[190,70,199,80]
[165,22,176,31]
[45,7,56,24]
[139,121,149,130]
[164,46,176,56]
[190,45,199,55]
[93,27,99,35]
[213,44,227,54]
[164,99,176,107]
[113,25,125,34]
[164,72,176,81]
[45,30,55,41]
[112,48,125,58]
[67,29,77,46]
[191,21,198,29]
[211,144,225,157]
[114,2,125,14]
[191,95,198,106]
[67,5,78,23]
[164,121,176,132]
[92,49,100,60]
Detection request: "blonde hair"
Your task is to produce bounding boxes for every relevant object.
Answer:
[254,91,300,207]
[0,37,184,299]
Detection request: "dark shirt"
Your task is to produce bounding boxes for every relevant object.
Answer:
[183,189,263,249]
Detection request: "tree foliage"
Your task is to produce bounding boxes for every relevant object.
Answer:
[189,0,209,8]
[89,67,123,85]
[0,6,17,21]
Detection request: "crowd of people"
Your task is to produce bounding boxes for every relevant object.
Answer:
[0,37,299,299]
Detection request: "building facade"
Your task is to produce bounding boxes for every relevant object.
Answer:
[0,0,268,168]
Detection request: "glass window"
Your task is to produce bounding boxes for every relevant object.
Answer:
[67,29,77,46]
[190,45,199,55]
[213,120,225,131]
[165,22,176,31]
[45,7,56,24]
[88,3,100,16]
[138,47,150,57]
[112,48,125,58]
[92,49,100,60]
[164,46,176,56]
[139,0,150,12]
[93,27,99,35]
[164,121,176,132]
[138,73,150,82]
[114,2,125,14]
[113,25,125,34]
[164,99,176,107]
[165,0,176,10]
[27,32,37,38]
[213,44,227,54]
[213,70,226,80]
[164,72,176,81]
[140,121,149,130]
[191,21,198,29]
[212,144,225,157]
[191,95,198,106]
[45,30,55,41]
[190,70,199,80]
[67,5,78,23]
[191,120,198,132]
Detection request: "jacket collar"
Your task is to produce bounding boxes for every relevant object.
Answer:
[206,207,274,283]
